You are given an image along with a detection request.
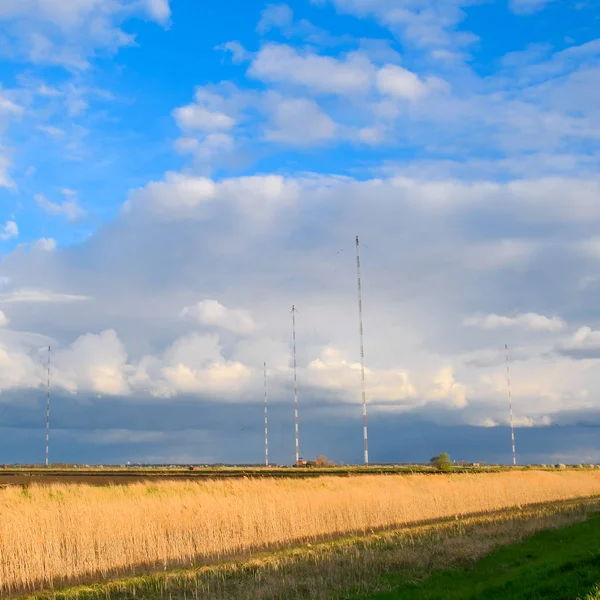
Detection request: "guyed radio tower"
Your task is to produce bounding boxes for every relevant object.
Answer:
[264,361,269,467]
[45,345,51,467]
[505,344,517,466]
[355,236,369,466]
[291,305,300,466]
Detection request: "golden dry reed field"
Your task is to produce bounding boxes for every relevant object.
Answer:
[2,471,600,595]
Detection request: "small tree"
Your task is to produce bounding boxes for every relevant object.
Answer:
[430,452,452,472]
[315,455,335,467]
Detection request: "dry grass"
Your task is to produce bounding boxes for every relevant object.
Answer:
[27,498,600,600]
[2,471,600,596]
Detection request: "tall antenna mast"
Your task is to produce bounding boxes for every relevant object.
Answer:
[291,305,299,466]
[505,344,517,466]
[45,345,51,468]
[356,236,369,466]
[264,361,269,467]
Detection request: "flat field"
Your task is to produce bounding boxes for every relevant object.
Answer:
[3,470,600,597]
[0,464,512,487]
[23,498,600,600]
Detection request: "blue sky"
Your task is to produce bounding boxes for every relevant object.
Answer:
[0,0,599,466]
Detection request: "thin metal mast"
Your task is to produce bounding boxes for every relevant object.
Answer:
[264,361,269,467]
[292,305,299,466]
[505,344,517,466]
[45,345,51,468]
[356,236,369,466]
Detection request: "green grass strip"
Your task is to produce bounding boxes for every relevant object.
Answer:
[365,513,600,600]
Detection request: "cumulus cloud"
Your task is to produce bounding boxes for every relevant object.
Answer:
[0,221,19,241]
[173,105,236,132]
[182,300,256,334]
[144,0,172,24]
[555,327,600,359]
[264,97,337,145]
[0,155,13,189]
[1,168,600,452]
[307,347,417,403]
[32,238,57,252]
[0,93,23,116]
[257,4,294,34]
[0,311,9,327]
[464,313,566,332]
[427,367,467,408]
[2,0,600,466]
[124,173,217,218]
[0,0,173,68]
[54,329,131,396]
[376,64,445,101]
[131,334,253,399]
[216,41,250,64]
[0,342,40,391]
[249,44,374,94]
[321,0,478,49]
[124,172,298,221]
[35,191,85,222]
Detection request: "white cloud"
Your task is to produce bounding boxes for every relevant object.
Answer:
[476,415,552,428]
[427,367,467,408]
[0,289,90,303]
[321,0,477,49]
[174,133,235,164]
[264,97,337,145]
[32,238,57,252]
[173,105,236,132]
[35,192,85,221]
[0,93,23,116]
[143,0,172,24]
[2,170,600,432]
[463,239,539,271]
[0,342,40,391]
[125,172,299,221]
[216,41,250,64]
[376,64,439,101]
[37,124,65,138]
[249,44,374,94]
[257,4,294,34]
[307,346,417,403]
[358,127,385,145]
[131,333,253,399]
[0,155,13,189]
[0,0,173,68]
[0,310,9,327]
[54,329,131,396]
[0,221,19,241]
[560,327,600,354]
[182,300,256,334]
[124,172,217,218]
[464,313,566,332]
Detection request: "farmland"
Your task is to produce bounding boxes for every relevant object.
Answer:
[0,463,588,487]
[3,470,600,598]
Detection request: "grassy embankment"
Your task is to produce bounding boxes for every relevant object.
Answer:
[363,510,600,599]
[3,471,600,598]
